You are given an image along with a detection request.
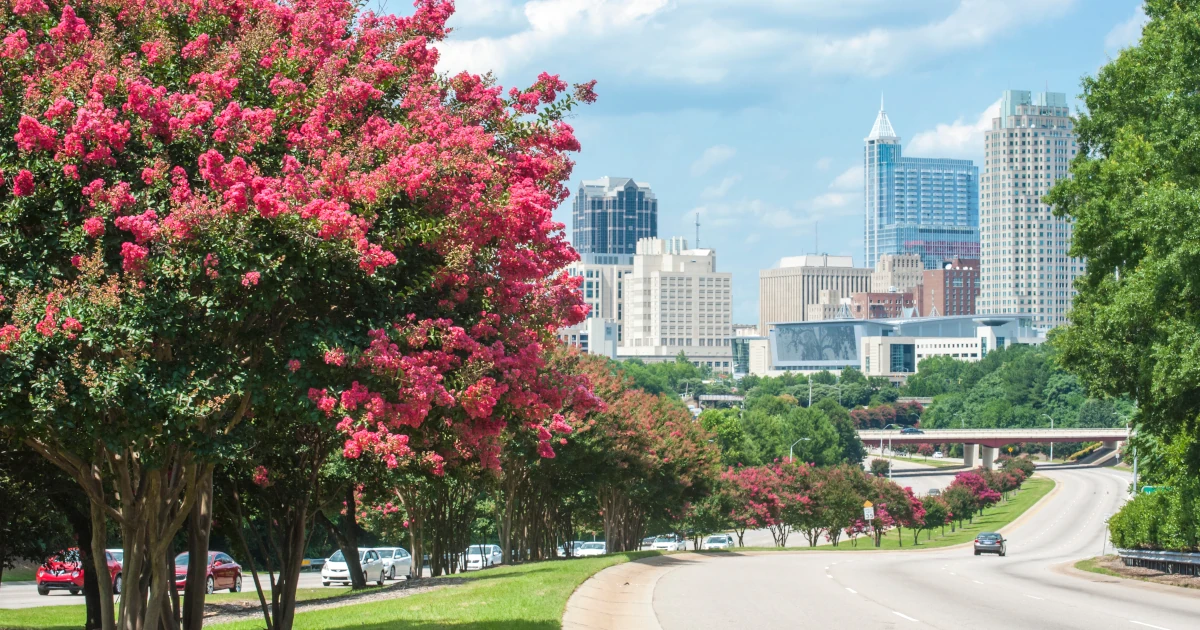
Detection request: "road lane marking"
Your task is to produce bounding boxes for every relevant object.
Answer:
[1024,595,1044,600]
[827,574,833,579]
[893,611,920,622]
[1131,622,1172,630]
[973,580,984,585]
[949,572,956,576]
[846,588,857,594]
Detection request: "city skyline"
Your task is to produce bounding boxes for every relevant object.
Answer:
[412,0,1148,323]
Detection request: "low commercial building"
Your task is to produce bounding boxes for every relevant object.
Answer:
[849,291,916,319]
[759,255,872,333]
[558,317,619,359]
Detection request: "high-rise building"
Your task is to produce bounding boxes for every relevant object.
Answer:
[565,259,632,343]
[758,255,872,334]
[620,237,733,372]
[571,177,657,259]
[871,253,924,292]
[916,257,980,317]
[977,90,1081,330]
[864,103,980,270]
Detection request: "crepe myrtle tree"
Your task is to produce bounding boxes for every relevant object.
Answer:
[0,1,596,629]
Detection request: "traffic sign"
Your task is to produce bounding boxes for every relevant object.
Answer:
[863,500,874,521]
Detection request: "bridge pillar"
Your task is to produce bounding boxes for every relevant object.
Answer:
[962,444,977,467]
[1102,440,1119,451]
[981,446,998,470]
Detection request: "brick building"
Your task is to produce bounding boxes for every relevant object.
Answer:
[916,258,980,317]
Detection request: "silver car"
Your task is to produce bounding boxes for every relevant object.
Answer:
[367,547,412,580]
[701,534,734,550]
[463,544,503,570]
[973,532,1007,557]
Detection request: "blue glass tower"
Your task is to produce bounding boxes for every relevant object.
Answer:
[864,104,979,270]
[572,177,657,262]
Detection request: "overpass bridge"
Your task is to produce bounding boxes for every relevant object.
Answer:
[857,428,1129,468]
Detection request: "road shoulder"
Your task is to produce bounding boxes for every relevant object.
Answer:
[1056,558,1200,599]
[562,553,710,630]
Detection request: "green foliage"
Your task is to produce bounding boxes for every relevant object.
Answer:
[1108,490,1200,552]
[617,356,714,397]
[869,459,890,477]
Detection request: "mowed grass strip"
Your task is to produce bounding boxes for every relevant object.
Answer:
[1,568,37,583]
[212,552,660,630]
[0,586,387,629]
[732,474,1055,552]
[883,455,962,469]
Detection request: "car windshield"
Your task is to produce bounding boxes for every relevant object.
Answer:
[581,543,604,550]
[979,533,1000,540]
[329,551,346,563]
[705,536,724,543]
[49,550,79,564]
[378,550,393,558]
[175,553,189,568]
[110,551,124,563]
[654,536,674,543]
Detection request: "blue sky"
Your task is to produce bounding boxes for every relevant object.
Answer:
[384,0,1147,323]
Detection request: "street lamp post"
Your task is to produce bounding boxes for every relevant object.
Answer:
[1041,414,1055,463]
[882,424,902,480]
[789,437,811,463]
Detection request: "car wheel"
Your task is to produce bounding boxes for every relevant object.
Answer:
[114,574,122,595]
[388,566,395,580]
[1000,549,1007,557]
[70,589,81,596]
[37,584,49,596]
[206,576,215,595]
[974,550,981,556]
[231,575,242,593]
[377,571,384,586]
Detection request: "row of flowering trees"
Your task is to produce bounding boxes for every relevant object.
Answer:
[0,1,619,629]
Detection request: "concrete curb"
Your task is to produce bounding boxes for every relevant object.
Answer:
[562,553,710,630]
[1055,560,1200,599]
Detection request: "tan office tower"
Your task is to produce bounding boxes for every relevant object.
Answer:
[978,90,1082,331]
[758,255,872,334]
[871,253,924,293]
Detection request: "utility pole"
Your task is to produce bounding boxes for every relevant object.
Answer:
[808,378,812,407]
[1042,414,1055,462]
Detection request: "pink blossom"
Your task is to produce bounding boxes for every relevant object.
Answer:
[61,317,82,339]
[114,210,160,243]
[324,348,346,366]
[241,271,260,287]
[253,466,270,487]
[83,217,105,238]
[12,0,48,17]
[120,242,148,273]
[0,325,21,351]
[71,255,82,268]
[15,115,58,152]
[286,359,301,372]
[12,170,34,197]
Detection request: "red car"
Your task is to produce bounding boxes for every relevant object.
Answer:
[36,548,122,596]
[174,551,243,594]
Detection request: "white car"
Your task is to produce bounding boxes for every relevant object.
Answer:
[576,542,606,557]
[463,544,503,570]
[933,451,945,458]
[701,534,734,550]
[368,547,412,580]
[321,549,385,587]
[556,541,586,557]
[652,536,684,551]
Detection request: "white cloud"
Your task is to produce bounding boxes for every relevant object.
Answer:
[907,98,1002,161]
[691,145,737,177]
[1104,4,1147,55]
[701,175,741,198]
[815,157,833,171]
[829,165,863,191]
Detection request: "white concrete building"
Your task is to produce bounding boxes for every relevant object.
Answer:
[620,237,733,372]
[558,317,619,359]
[860,318,1025,379]
[978,90,1082,332]
[565,254,633,344]
[871,253,924,293]
[759,254,872,334]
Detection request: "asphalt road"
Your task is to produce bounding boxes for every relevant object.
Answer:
[654,464,1200,630]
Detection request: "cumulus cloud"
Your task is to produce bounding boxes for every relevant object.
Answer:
[829,165,864,191]
[701,175,741,198]
[906,98,1001,161]
[691,145,738,177]
[1104,4,1148,55]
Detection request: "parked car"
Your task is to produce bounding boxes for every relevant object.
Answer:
[900,427,924,434]
[652,535,684,552]
[174,551,242,594]
[576,542,606,557]
[321,549,385,586]
[463,544,503,570]
[926,488,941,497]
[36,549,122,596]
[368,547,412,580]
[701,534,734,550]
[640,536,656,549]
[556,541,587,557]
[933,451,945,458]
[974,532,1007,557]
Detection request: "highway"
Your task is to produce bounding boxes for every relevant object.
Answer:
[655,463,1200,630]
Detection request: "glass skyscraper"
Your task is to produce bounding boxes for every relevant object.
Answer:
[571,177,657,262]
[864,104,980,271]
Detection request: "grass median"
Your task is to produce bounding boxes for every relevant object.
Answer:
[882,455,962,469]
[0,553,662,630]
[733,474,1055,552]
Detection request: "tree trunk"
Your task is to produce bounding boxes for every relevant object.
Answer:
[89,494,115,630]
[317,508,366,589]
[182,467,214,630]
[271,495,310,630]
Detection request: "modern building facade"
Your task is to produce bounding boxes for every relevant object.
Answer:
[571,177,657,258]
[565,258,633,343]
[864,104,980,270]
[977,90,1081,331]
[620,237,733,372]
[759,255,872,333]
[871,253,924,292]
[916,257,980,317]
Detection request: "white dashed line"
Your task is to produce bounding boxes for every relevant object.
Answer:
[846,588,857,594]
[973,580,984,585]
[1025,595,1044,600]
[1131,622,1172,630]
[949,572,957,576]
[893,611,920,622]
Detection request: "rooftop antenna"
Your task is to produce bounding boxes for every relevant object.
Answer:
[695,211,700,249]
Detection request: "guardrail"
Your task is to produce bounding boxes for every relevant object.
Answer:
[1116,548,1200,576]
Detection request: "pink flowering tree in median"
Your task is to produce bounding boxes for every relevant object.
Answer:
[0,1,596,629]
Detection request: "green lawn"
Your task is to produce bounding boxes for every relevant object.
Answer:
[0,586,387,629]
[1075,556,1124,579]
[885,455,961,469]
[0,555,659,630]
[733,475,1055,552]
[1,568,36,582]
